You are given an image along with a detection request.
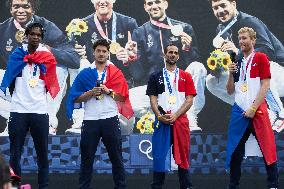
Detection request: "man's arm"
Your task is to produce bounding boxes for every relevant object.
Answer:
[243,78,270,118]
[43,20,80,69]
[149,95,172,125]
[226,62,237,95]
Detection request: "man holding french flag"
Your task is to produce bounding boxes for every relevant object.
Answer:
[0,22,59,189]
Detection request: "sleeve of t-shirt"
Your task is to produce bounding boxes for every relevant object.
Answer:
[259,53,271,80]
[146,73,158,96]
[185,72,197,97]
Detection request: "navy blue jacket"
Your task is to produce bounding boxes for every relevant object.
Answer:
[131,17,201,85]
[0,15,80,69]
[76,12,138,81]
[217,11,284,64]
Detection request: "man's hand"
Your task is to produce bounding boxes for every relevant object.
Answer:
[221,40,238,54]
[159,114,173,125]
[242,108,256,118]
[116,48,129,63]
[91,87,102,96]
[100,84,111,95]
[180,32,192,49]
[75,44,87,59]
[228,62,238,74]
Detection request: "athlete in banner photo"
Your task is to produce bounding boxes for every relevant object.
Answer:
[225,27,279,189]
[146,44,196,189]
[127,0,207,132]
[0,22,60,189]
[65,0,138,135]
[0,0,80,136]
[206,0,284,132]
[66,39,133,189]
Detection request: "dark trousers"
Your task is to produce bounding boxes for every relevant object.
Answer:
[229,121,279,189]
[151,167,193,189]
[79,116,126,189]
[8,112,49,189]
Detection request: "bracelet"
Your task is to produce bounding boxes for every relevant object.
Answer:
[109,91,115,99]
[157,115,162,121]
[250,106,257,113]
[107,90,112,95]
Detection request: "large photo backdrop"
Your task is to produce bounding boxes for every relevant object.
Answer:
[0,0,283,134]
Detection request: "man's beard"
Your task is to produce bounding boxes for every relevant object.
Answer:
[166,59,177,65]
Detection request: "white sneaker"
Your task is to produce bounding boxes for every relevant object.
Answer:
[49,126,57,135]
[65,127,81,135]
[272,118,284,133]
[188,115,202,132]
[0,126,8,136]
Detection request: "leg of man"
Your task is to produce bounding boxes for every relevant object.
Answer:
[249,120,279,188]
[79,120,101,189]
[101,116,126,189]
[177,166,193,189]
[47,66,68,135]
[8,112,29,178]
[185,62,207,131]
[29,113,49,189]
[229,123,252,189]
[151,172,166,189]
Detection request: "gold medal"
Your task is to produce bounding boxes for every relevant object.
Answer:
[171,25,183,36]
[109,42,122,54]
[240,83,248,92]
[28,78,39,88]
[168,96,177,105]
[15,30,25,43]
[96,94,104,100]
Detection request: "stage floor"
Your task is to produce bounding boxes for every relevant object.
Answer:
[22,173,284,189]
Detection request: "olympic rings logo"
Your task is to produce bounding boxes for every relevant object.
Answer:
[138,139,153,160]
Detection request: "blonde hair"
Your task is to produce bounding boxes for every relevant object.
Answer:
[238,27,257,40]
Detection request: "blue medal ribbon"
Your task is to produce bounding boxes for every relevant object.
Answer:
[163,67,178,96]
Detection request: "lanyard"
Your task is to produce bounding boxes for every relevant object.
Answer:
[163,67,178,95]
[241,52,255,81]
[97,67,107,82]
[94,12,117,42]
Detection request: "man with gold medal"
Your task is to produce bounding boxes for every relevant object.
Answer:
[226,27,279,189]
[146,44,196,189]
[65,0,138,135]
[0,0,80,136]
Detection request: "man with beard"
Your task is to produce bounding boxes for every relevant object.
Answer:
[66,39,133,189]
[146,44,196,189]
[0,0,80,135]
[0,22,60,189]
[226,27,278,189]
[126,0,206,132]
[206,0,284,132]
[65,0,138,134]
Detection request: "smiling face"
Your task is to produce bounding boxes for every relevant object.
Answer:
[93,0,114,16]
[238,31,256,55]
[144,0,168,21]
[211,0,237,23]
[10,0,34,25]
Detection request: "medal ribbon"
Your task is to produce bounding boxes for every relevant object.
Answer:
[94,12,117,42]
[163,67,178,96]
[241,51,255,81]
[97,67,107,83]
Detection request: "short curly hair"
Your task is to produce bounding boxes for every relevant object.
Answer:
[238,27,257,40]
[93,39,110,51]
[25,22,45,39]
[6,0,40,12]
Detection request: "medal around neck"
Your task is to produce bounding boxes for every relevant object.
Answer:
[213,36,225,48]
[240,83,248,92]
[28,78,38,88]
[168,96,177,105]
[171,25,183,36]
[109,42,122,54]
[15,30,25,43]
